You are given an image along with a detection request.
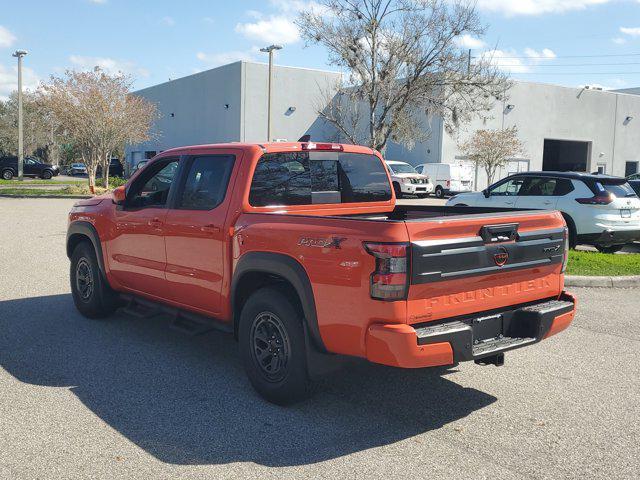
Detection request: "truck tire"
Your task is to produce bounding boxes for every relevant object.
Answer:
[2,169,13,180]
[393,182,403,199]
[41,170,53,179]
[239,287,311,405]
[435,185,444,198]
[70,241,119,319]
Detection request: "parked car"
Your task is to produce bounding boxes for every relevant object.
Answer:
[384,160,433,198]
[0,156,60,180]
[96,158,124,178]
[446,171,640,252]
[627,173,640,181]
[67,163,87,176]
[629,179,640,197]
[415,163,474,198]
[67,142,576,404]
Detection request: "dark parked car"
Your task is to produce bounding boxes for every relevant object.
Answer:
[96,158,124,178]
[629,180,640,197]
[0,156,60,180]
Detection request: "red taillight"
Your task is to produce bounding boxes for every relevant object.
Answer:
[301,142,344,151]
[364,242,409,300]
[575,194,613,205]
[446,180,451,188]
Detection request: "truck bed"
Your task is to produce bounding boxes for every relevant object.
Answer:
[332,205,534,222]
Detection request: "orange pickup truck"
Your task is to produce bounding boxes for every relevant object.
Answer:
[67,142,576,404]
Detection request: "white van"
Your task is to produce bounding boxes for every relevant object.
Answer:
[415,163,474,198]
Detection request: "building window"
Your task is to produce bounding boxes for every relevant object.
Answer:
[625,161,638,177]
[596,163,607,175]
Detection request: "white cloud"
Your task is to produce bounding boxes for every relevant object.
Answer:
[524,48,557,59]
[481,47,556,74]
[234,0,329,46]
[476,0,611,16]
[196,49,258,67]
[0,26,17,48]
[455,34,486,50]
[235,16,300,44]
[481,50,531,73]
[620,26,640,36]
[88,0,107,4]
[612,37,627,45]
[69,55,149,77]
[160,16,176,27]
[0,62,39,100]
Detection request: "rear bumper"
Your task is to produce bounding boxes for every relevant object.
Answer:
[578,229,640,246]
[365,292,576,368]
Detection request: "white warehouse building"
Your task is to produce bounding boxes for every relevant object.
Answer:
[127,61,640,189]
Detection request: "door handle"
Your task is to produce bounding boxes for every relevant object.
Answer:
[543,201,553,205]
[504,201,514,205]
[201,224,221,233]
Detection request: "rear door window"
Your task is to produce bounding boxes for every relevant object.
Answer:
[249,151,391,206]
[178,155,235,210]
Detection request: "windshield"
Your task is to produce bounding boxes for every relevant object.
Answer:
[389,163,417,174]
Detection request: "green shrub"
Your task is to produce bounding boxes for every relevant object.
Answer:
[96,176,127,188]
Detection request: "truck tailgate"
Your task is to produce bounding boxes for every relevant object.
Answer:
[405,210,567,324]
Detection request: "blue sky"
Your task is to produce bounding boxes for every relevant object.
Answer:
[1,0,640,99]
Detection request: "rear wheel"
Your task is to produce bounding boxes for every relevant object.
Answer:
[435,186,444,198]
[41,170,53,180]
[595,244,624,254]
[2,169,13,180]
[393,182,403,199]
[239,287,311,405]
[70,242,119,318]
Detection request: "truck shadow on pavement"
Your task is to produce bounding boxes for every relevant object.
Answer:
[0,294,496,467]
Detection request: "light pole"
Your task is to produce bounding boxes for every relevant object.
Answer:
[12,50,28,181]
[259,44,282,142]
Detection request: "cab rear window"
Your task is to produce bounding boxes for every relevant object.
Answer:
[249,152,392,206]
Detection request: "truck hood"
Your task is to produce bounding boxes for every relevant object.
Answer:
[393,173,430,180]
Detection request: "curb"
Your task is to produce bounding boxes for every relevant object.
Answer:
[0,194,91,199]
[565,275,640,288]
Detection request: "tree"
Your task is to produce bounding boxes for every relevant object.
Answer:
[459,127,525,185]
[0,92,61,163]
[39,68,158,191]
[297,0,509,153]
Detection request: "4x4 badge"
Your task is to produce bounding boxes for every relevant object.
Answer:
[494,247,509,267]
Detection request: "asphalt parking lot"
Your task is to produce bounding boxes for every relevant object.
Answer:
[0,197,639,480]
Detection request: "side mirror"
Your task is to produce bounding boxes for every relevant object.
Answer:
[113,185,126,205]
[483,189,490,198]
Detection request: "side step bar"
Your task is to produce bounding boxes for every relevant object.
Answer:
[119,294,233,336]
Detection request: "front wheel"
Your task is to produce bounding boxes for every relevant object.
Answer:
[239,287,311,405]
[41,170,53,180]
[70,242,119,318]
[595,244,624,254]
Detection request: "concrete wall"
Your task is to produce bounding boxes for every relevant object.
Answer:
[241,62,341,143]
[436,81,640,189]
[126,62,243,167]
[126,61,341,168]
